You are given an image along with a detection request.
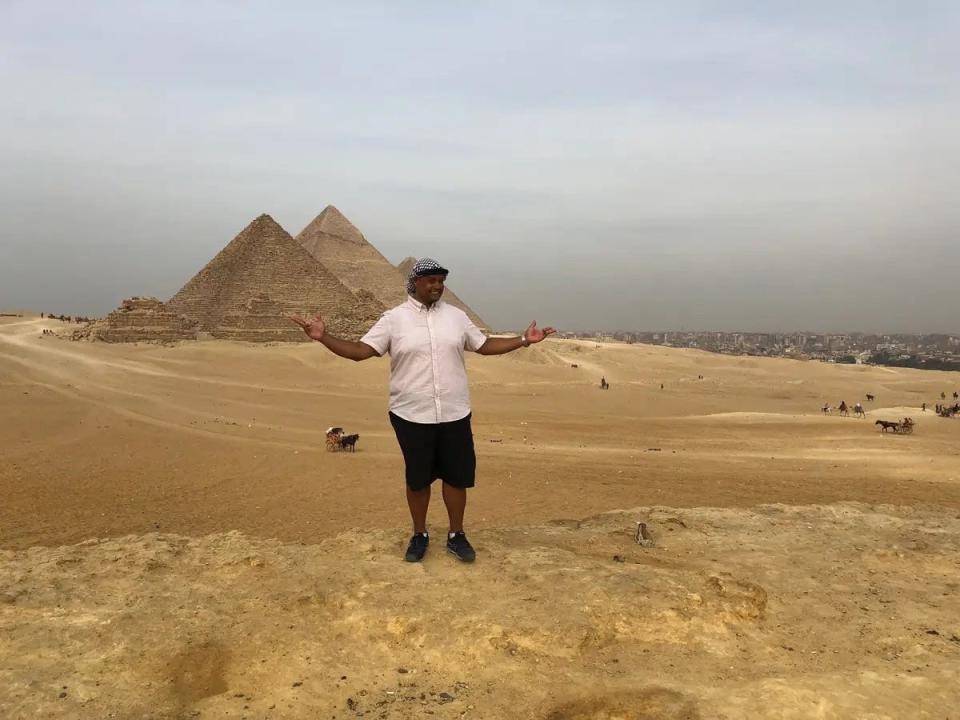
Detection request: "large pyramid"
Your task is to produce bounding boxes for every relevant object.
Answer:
[295,206,409,308]
[168,215,385,341]
[296,206,488,329]
[395,256,487,329]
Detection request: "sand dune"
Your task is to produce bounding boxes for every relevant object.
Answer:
[2,316,959,718]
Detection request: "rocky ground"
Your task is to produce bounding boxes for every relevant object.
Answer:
[3,503,959,719]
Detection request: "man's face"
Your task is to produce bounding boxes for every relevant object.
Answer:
[414,274,445,305]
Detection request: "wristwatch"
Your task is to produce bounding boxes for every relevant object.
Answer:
[520,333,529,347]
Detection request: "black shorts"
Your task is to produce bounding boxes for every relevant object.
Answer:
[389,412,476,491]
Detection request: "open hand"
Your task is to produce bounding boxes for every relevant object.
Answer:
[525,321,556,344]
[289,314,326,341]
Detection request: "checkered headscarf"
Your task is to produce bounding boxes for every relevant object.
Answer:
[406,257,449,295]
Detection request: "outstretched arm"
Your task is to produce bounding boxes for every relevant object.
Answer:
[289,314,379,361]
[477,320,556,356]
[320,334,379,361]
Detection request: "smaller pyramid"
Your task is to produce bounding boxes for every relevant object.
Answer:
[396,257,488,330]
[168,214,384,341]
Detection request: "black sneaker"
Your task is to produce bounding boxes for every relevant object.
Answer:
[446,532,476,563]
[404,533,429,562]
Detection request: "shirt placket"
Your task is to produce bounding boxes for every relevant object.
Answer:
[426,308,442,422]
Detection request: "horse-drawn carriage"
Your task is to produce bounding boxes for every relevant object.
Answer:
[325,426,360,452]
[875,418,914,434]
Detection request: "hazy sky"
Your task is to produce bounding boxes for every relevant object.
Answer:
[2,1,958,332]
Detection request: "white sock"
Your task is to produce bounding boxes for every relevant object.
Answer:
[449,531,462,539]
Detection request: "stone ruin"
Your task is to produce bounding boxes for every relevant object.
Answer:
[73,297,198,343]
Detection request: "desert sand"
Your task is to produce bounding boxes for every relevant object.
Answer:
[2,315,959,719]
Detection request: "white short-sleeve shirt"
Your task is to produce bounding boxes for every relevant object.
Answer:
[360,297,488,424]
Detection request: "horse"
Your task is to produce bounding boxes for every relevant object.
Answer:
[875,420,899,433]
[339,434,360,452]
[853,403,865,418]
[838,401,849,417]
[866,394,875,401]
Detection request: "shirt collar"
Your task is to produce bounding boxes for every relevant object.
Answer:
[407,296,441,312]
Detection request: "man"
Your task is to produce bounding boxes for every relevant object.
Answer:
[291,258,555,563]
